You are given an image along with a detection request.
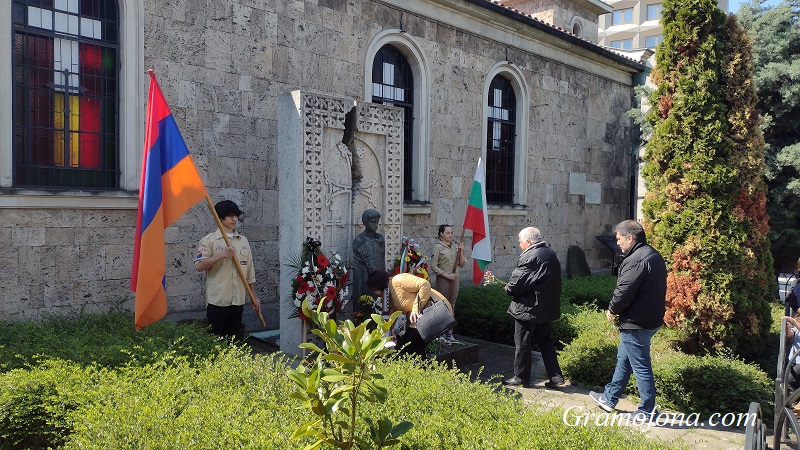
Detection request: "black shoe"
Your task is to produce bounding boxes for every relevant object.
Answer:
[504,375,527,387]
[544,376,565,389]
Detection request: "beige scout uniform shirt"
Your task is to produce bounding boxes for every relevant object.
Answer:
[195,230,255,307]
[432,239,460,276]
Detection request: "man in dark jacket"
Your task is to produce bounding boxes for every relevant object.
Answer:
[590,220,666,421]
[504,227,565,388]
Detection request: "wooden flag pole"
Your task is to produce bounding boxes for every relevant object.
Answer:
[446,227,466,302]
[204,195,267,328]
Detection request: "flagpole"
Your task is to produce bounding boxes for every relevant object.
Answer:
[204,194,267,328]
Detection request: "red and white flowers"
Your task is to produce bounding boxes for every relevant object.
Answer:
[290,238,349,321]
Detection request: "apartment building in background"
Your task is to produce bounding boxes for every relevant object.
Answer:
[598,0,729,51]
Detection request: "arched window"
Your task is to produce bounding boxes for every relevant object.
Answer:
[572,21,582,37]
[12,0,118,188]
[486,75,516,204]
[371,45,414,200]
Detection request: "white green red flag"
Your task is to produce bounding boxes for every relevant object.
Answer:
[463,158,492,285]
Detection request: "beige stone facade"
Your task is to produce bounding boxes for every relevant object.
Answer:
[0,0,645,327]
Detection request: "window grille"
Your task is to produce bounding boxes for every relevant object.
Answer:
[486,75,516,204]
[12,0,119,189]
[371,45,414,200]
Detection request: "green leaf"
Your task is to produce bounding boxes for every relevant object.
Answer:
[322,353,354,365]
[291,420,323,439]
[388,421,414,438]
[299,342,326,354]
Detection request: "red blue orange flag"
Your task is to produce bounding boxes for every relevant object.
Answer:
[131,71,207,329]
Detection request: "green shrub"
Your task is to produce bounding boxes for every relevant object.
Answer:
[0,360,103,450]
[559,308,774,418]
[456,285,514,344]
[0,310,221,372]
[365,359,680,449]
[456,283,582,348]
[653,349,773,419]
[64,348,300,449]
[561,275,617,309]
[2,350,682,450]
[642,0,774,358]
[559,307,620,389]
[0,310,683,450]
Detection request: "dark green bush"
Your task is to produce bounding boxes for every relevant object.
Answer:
[559,307,620,389]
[0,360,103,450]
[653,349,773,419]
[559,308,774,419]
[456,284,579,347]
[561,275,617,310]
[455,285,514,344]
[0,310,221,372]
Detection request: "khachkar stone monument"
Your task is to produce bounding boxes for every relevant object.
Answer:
[277,91,403,355]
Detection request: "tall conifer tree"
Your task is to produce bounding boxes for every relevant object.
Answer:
[642,0,772,356]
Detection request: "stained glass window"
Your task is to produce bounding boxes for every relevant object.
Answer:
[12,0,118,188]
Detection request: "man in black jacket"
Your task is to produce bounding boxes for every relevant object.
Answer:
[504,227,565,389]
[590,220,666,420]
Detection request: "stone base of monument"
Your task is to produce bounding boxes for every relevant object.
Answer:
[432,339,479,368]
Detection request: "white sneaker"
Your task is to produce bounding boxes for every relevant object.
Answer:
[589,391,614,412]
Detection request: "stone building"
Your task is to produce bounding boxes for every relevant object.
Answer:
[598,0,729,51]
[0,0,647,340]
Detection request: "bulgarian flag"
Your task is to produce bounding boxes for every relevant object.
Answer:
[463,158,492,285]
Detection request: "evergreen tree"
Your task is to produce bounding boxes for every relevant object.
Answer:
[737,0,800,273]
[642,0,772,356]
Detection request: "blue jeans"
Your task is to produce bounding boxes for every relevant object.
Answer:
[603,328,658,414]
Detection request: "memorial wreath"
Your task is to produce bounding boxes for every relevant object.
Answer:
[289,237,349,321]
[391,236,429,280]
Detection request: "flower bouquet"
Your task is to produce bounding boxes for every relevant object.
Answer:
[353,294,383,326]
[482,270,506,287]
[289,237,349,321]
[391,237,430,279]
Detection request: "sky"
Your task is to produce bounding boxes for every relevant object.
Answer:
[727,0,783,13]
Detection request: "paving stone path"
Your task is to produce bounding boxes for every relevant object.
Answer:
[456,335,751,450]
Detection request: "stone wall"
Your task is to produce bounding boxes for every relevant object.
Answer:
[500,0,603,41]
[0,0,639,324]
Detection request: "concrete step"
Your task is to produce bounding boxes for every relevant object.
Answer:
[431,339,479,368]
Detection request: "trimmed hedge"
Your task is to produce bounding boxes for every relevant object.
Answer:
[455,276,617,348]
[561,275,618,310]
[558,307,620,389]
[560,308,774,419]
[0,348,681,450]
[0,310,220,372]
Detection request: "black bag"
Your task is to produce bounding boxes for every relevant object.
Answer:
[414,295,456,344]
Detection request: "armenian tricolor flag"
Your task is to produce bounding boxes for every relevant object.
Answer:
[131,71,207,329]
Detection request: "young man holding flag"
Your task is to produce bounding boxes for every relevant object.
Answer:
[195,200,260,337]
